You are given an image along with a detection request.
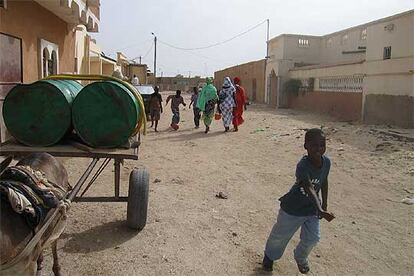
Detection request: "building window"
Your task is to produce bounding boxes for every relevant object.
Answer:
[39,39,59,78]
[341,34,348,45]
[361,29,367,40]
[298,38,309,47]
[383,46,391,60]
[326,38,333,48]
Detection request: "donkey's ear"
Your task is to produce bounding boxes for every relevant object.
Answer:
[0,156,13,175]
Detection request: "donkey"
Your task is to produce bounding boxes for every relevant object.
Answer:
[0,153,71,276]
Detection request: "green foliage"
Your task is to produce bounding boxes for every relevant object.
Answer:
[284,79,302,96]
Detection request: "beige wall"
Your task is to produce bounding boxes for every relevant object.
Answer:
[282,35,321,65]
[319,28,367,64]
[0,1,76,83]
[74,25,92,75]
[268,36,285,60]
[364,59,413,97]
[90,57,101,74]
[289,62,364,80]
[102,62,114,76]
[214,59,266,103]
[362,11,414,127]
[363,12,414,97]
[366,13,413,61]
[130,65,148,84]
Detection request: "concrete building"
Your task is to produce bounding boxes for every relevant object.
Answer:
[129,63,148,84]
[0,0,100,142]
[156,76,207,92]
[74,26,117,79]
[266,10,413,128]
[214,59,266,104]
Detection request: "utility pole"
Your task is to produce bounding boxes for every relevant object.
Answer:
[266,19,270,59]
[151,32,157,83]
[264,19,270,104]
[139,56,142,64]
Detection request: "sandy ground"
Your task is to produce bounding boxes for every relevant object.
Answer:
[41,92,413,275]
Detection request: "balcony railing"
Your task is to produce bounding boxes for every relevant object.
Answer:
[318,75,364,93]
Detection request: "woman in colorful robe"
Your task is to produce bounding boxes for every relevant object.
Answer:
[197,77,218,133]
[232,77,247,131]
[218,77,236,132]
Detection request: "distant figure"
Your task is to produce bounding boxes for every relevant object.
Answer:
[112,69,123,79]
[218,77,235,132]
[262,128,335,273]
[131,74,140,85]
[196,77,218,133]
[149,86,163,132]
[232,77,247,132]
[166,90,186,130]
[189,87,201,129]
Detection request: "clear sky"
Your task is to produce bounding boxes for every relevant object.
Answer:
[94,0,413,77]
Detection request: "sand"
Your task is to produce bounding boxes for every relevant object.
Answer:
[42,92,413,275]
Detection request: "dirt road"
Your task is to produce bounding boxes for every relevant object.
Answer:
[45,92,413,275]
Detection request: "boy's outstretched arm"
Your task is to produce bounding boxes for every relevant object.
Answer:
[300,178,335,222]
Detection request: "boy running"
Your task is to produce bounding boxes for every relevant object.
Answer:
[165,90,186,130]
[263,128,335,274]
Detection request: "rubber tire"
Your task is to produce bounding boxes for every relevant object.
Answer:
[127,168,149,230]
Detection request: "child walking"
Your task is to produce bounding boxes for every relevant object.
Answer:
[165,90,186,130]
[189,87,201,128]
[149,86,163,132]
[262,128,335,274]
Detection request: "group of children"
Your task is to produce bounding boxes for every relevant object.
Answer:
[149,76,247,134]
[148,79,335,274]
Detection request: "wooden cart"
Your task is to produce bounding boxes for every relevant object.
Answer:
[0,138,149,230]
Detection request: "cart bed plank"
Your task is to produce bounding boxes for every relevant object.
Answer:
[0,140,138,160]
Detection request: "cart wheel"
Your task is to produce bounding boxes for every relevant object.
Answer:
[127,168,149,230]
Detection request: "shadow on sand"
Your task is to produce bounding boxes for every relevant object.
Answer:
[61,220,139,253]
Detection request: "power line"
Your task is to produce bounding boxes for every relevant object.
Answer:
[129,42,154,63]
[158,19,267,51]
[107,38,153,55]
[142,43,154,59]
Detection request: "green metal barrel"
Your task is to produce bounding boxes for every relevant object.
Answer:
[72,81,140,148]
[3,80,82,146]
